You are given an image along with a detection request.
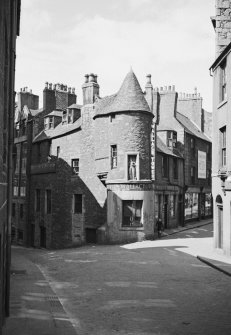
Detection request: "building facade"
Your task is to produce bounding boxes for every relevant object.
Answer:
[0,0,21,333]
[210,0,231,256]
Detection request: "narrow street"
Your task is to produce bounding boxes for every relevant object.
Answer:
[5,223,231,335]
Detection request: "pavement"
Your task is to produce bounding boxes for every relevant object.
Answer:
[3,246,78,335]
[3,217,231,335]
[147,217,231,277]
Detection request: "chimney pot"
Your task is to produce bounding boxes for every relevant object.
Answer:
[89,73,95,82]
[68,87,71,93]
[94,74,98,83]
[49,83,52,90]
[146,74,151,84]
[84,74,89,83]
[168,86,171,91]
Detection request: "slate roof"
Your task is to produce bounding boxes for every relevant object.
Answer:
[156,136,182,158]
[176,112,211,142]
[94,70,151,118]
[33,118,82,143]
[30,108,43,117]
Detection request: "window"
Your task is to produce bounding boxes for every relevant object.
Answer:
[68,110,73,123]
[45,189,52,214]
[220,59,227,102]
[72,159,79,175]
[21,157,27,174]
[191,166,196,184]
[13,186,18,196]
[44,117,49,130]
[167,131,177,148]
[20,204,24,218]
[220,126,226,166]
[12,203,16,217]
[128,154,138,180]
[162,155,168,178]
[173,158,178,179]
[57,146,60,157]
[73,194,82,214]
[35,189,41,212]
[111,145,117,169]
[20,186,26,197]
[62,111,67,124]
[122,200,143,227]
[49,117,54,129]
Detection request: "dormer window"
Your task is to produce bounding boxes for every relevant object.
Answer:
[44,116,54,130]
[62,111,67,124]
[68,109,73,124]
[167,131,177,148]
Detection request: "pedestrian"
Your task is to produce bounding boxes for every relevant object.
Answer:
[156,216,163,238]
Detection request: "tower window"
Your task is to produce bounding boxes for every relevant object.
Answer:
[111,145,117,169]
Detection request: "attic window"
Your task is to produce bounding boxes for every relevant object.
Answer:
[167,131,177,148]
[62,111,67,124]
[68,109,73,123]
[44,117,54,130]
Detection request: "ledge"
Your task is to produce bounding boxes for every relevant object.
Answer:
[217,99,227,109]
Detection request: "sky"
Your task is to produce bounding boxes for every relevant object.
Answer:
[15,0,215,112]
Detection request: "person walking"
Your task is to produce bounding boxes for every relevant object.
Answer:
[156,216,163,238]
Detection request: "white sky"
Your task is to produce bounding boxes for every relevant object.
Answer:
[15,0,215,112]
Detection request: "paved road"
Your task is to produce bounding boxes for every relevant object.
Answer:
[27,223,231,335]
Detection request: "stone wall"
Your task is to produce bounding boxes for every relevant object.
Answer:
[214,0,231,56]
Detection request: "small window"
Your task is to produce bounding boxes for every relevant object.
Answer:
[72,159,79,175]
[20,186,26,197]
[12,203,16,217]
[111,145,117,169]
[68,110,73,124]
[167,131,177,148]
[44,118,49,130]
[220,59,227,102]
[57,146,60,157]
[35,189,41,212]
[45,189,52,214]
[62,111,67,124]
[20,204,24,218]
[13,186,18,196]
[162,155,168,178]
[122,200,143,227]
[220,126,226,167]
[128,155,138,180]
[73,194,82,214]
[191,166,196,184]
[173,158,178,179]
[49,117,54,129]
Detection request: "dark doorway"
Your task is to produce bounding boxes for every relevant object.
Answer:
[85,228,97,244]
[164,195,168,229]
[40,227,46,248]
[218,205,223,249]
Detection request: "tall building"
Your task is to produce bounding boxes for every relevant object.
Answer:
[210,0,231,256]
[0,0,21,333]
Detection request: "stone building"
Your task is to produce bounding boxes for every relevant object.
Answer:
[210,0,231,256]
[155,85,212,228]
[0,0,21,333]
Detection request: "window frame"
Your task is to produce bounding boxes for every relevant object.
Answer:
[220,59,227,103]
[111,144,117,169]
[220,126,226,167]
[122,200,143,227]
[126,153,140,181]
[72,158,79,175]
[167,131,177,148]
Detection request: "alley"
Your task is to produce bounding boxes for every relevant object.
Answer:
[4,223,231,335]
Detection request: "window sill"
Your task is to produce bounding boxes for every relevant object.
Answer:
[217,99,227,109]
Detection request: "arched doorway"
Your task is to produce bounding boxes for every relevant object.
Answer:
[216,195,223,249]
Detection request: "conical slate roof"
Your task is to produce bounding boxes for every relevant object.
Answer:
[94,70,151,118]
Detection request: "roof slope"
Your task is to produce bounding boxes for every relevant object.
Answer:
[33,118,82,143]
[176,112,211,142]
[156,136,183,158]
[94,70,151,118]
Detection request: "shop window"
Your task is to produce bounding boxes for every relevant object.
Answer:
[173,158,178,179]
[220,126,226,167]
[72,159,79,175]
[122,200,143,227]
[162,155,168,178]
[185,193,199,220]
[205,193,212,216]
[191,166,196,184]
[167,131,177,148]
[220,59,227,102]
[35,189,41,212]
[45,189,52,214]
[20,204,24,218]
[73,194,82,214]
[128,154,138,180]
[111,145,117,169]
